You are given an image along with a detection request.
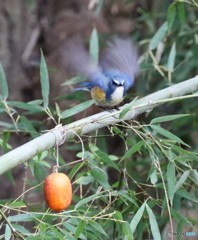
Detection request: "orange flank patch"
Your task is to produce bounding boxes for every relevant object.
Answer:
[91,86,106,102]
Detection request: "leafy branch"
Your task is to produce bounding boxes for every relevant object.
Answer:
[0,75,197,175]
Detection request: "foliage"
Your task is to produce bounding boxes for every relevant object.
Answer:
[0,1,198,239]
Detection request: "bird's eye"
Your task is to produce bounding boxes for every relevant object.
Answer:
[112,79,119,85]
[112,79,124,86]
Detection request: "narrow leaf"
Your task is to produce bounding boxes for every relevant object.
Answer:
[123,221,133,240]
[90,221,109,238]
[0,63,9,100]
[90,168,111,190]
[119,191,139,208]
[75,193,99,209]
[151,125,189,147]
[75,175,94,185]
[119,99,137,119]
[190,169,198,185]
[95,149,119,171]
[40,50,50,108]
[171,209,192,226]
[61,99,94,119]
[75,221,85,239]
[150,169,158,185]
[177,2,186,25]
[167,162,176,206]
[167,4,176,30]
[89,28,99,64]
[5,224,12,240]
[8,101,43,112]
[174,170,190,193]
[146,204,161,240]
[121,141,144,162]
[8,213,39,222]
[129,202,146,234]
[151,114,189,124]
[167,42,176,71]
[12,224,31,234]
[176,189,198,203]
[119,103,132,119]
[149,22,168,50]
[7,201,26,208]
[20,116,38,138]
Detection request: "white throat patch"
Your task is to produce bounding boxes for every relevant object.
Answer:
[110,86,124,106]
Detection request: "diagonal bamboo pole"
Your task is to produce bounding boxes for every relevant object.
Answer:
[0,75,198,175]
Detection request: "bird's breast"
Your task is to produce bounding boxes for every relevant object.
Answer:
[91,86,124,107]
[110,86,124,106]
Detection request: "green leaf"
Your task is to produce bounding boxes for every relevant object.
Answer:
[123,221,133,240]
[119,104,131,119]
[63,222,78,239]
[174,170,190,193]
[119,100,135,119]
[20,116,38,138]
[129,202,146,234]
[167,42,176,71]
[12,224,31,234]
[151,125,189,147]
[75,221,85,239]
[90,168,111,190]
[190,169,198,185]
[167,162,176,206]
[8,101,43,112]
[121,141,144,162]
[5,224,12,240]
[90,221,109,238]
[95,148,120,171]
[55,102,61,117]
[150,168,158,185]
[0,63,9,100]
[171,209,193,226]
[8,213,39,222]
[33,161,48,182]
[68,162,85,179]
[89,28,99,64]
[114,211,123,221]
[146,204,161,240]
[119,190,138,207]
[75,175,94,185]
[149,22,168,50]
[167,3,176,30]
[61,99,94,119]
[40,50,50,108]
[8,201,26,208]
[176,189,198,203]
[75,193,99,209]
[177,2,186,25]
[172,145,195,156]
[151,114,189,124]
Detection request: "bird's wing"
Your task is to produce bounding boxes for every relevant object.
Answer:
[101,37,139,89]
[61,37,108,90]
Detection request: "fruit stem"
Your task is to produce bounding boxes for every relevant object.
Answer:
[53,165,59,173]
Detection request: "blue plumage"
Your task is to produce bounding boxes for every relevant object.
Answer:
[62,37,138,108]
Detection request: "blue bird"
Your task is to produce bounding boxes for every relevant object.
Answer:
[63,37,139,108]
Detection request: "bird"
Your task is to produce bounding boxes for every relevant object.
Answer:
[62,37,139,108]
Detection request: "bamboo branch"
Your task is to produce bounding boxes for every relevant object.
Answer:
[0,75,198,175]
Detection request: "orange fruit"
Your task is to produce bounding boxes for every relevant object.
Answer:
[44,172,72,211]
